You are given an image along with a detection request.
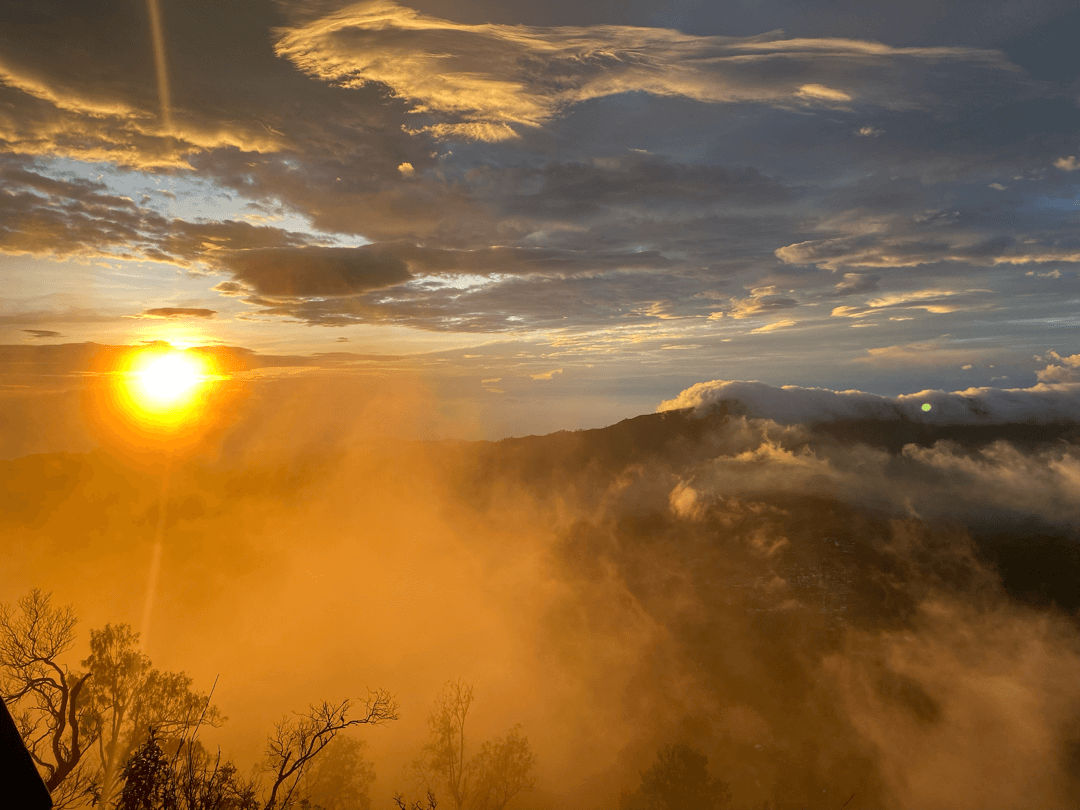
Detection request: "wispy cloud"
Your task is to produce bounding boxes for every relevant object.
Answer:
[275,1,1015,140]
[750,318,797,334]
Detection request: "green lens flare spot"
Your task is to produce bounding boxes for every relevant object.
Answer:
[921,403,933,412]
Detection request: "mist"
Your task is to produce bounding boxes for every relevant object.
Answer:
[3,364,1079,809]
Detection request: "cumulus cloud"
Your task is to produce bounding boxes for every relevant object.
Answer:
[1035,350,1080,383]
[275,1,1015,140]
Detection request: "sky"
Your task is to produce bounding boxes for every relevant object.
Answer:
[1,0,1078,439]
[3,5,1080,807]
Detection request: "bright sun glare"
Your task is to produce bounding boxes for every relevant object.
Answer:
[125,350,208,416]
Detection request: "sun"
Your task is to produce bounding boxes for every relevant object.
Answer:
[132,351,205,408]
[117,348,212,426]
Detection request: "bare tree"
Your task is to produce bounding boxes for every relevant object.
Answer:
[394,790,438,810]
[423,680,474,809]
[0,589,97,806]
[418,681,534,810]
[115,692,395,810]
[262,691,398,810]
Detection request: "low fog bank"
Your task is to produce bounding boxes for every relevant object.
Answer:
[661,378,1080,427]
[2,372,1080,808]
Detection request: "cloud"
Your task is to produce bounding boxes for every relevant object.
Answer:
[668,480,705,520]
[0,157,315,269]
[211,242,696,328]
[775,213,1080,271]
[212,281,247,296]
[22,329,61,339]
[0,52,281,169]
[834,273,880,295]
[530,368,564,381]
[275,1,1016,140]
[1035,351,1080,383]
[137,307,216,320]
[0,0,418,170]
[796,83,852,102]
[0,0,1074,347]
[219,246,412,297]
[829,288,992,318]
[749,318,797,334]
[855,341,984,368]
[1053,156,1080,171]
[659,378,1080,426]
[486,153,791,216]
[726,286,800,319]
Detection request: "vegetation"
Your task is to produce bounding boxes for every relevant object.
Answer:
[0,589,398,810]
[620,744,730,810]
[416,680,535,810]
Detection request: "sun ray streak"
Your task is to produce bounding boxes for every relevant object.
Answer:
[138,454,173,649]
[145,0,173,131]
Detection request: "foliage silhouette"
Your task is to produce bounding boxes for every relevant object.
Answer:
[620,744,730,810]
[0,589,98,807]
[418,680,534,810]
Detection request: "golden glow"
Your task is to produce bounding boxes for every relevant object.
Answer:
[115,347,213,430]
[131,352,203,408]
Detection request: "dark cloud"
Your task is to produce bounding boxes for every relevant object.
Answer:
[0,0,1077,361]
[401,0,1074,48]
[22,329,61,339]
[275,1,1022,140]
[0,156,308,265]
[0,156,155,258]
[138,307,216,319]
[220,246,411,297]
